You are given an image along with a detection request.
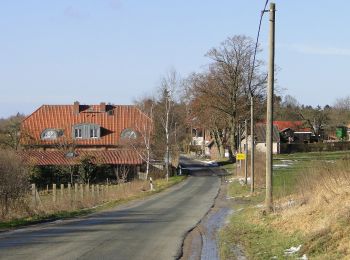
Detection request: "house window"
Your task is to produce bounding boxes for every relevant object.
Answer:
[41,129,63,140]
[72,123,100,139]
[90,128,98,138]
[120,128,138,140]
[75,128,82,138]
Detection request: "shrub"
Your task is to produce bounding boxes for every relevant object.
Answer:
[0,149,29,216]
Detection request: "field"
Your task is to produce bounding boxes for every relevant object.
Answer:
[220,151,350,259]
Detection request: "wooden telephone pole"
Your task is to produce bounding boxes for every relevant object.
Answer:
[250,96,255,193]
[265,2,275,211]
[244,119,248,184]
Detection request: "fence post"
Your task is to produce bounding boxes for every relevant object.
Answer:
[68,183,71,201]
[60,184,64,200]
[74,183,78,201]
[46,184,49,194]
[92,184,95,199]
[80,184,84,200]
[53,184,56,203]
[97,184,100,198]
[150,177,154,191]
[85,184,90,198]
[101,185,105,198]
[31,184,36,206]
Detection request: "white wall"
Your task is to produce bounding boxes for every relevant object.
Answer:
[256,142,280,154]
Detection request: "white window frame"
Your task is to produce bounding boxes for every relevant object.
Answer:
[72,123,100,139]
[74,128,82,139]
[41,129,62,140]
[90,128,98,138]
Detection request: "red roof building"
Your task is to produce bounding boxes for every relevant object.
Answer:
[272,121,311,132]
[21,102,151,166]
[22,150,142,166]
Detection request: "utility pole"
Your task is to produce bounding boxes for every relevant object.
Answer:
[250,96,255,193]
[238,123,241,172]
[266,2,275,211]
[244,119,248,184]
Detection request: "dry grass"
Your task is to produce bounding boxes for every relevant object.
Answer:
[0,177,184,223]
[272,158,350,257]
[0,181,149,221]
[236,152,266,187]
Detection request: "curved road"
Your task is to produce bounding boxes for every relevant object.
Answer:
[0,159,221,260]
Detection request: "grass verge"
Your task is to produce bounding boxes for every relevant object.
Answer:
[220,182,304,259]
[0,175,186,231]
[220,151,350,259]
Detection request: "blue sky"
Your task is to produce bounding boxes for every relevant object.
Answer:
[0,0,350,117]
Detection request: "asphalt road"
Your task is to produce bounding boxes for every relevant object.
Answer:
[0,159,221,260]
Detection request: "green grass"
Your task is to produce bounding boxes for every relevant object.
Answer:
[273,159,306,199]
[220,208,303,260]
[0,175,186,230]
[275,150,350,161]
[222,182,304,259]
[273,150,350,198]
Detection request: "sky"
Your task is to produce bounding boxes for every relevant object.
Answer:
[1,0,350,118]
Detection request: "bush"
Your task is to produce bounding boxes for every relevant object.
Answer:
[0,149,29,216]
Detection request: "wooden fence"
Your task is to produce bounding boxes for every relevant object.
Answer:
[30,181,147,210]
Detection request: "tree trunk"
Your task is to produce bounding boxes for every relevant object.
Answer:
[229,116,236,161]
[213,127,225,159]
[145,149,150,181]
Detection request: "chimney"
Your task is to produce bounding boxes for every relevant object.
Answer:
[100,102,106,113]
[73,101,80,115]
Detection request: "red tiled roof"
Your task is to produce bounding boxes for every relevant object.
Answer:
[272,121,311,132]
[21,104,151,146]
[22,149,143,166]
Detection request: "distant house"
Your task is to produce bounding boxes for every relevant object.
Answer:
[187,117,211,156]
[273,121,315,143]
[255,124,281,154]
[241,124,281,154]
[21,102,152,177]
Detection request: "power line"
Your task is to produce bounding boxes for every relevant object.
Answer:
[248,0,270,194]
[248,0,270,94]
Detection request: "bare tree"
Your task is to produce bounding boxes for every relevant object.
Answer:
[55,137,77,184]
[78,155,96,184]
[157,70,182,181]
[298,105,330,137]
[200,35,266,160]
[0,113,26,150]
[0,149,29,217]
[187,73,228,158]
[114,165,130,184]
[128,100,154,180]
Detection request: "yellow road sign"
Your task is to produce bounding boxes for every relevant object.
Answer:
[236,153,246,160]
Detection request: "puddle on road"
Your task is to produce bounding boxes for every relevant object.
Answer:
[198,208,230,260]
[183,180,247,260]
